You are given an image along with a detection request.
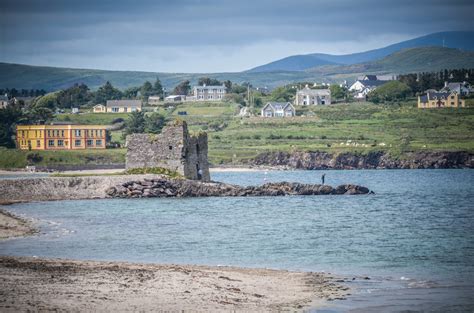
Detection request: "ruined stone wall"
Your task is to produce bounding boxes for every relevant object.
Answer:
[125,122,210,181]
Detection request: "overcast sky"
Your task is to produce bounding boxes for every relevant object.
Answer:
[1,0,473,73]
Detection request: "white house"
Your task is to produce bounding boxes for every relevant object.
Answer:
[165,95,185,102]
[193,84,227,101]
[295,86,331,105]
[261,102,295,117]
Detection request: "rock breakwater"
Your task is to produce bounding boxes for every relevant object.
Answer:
[106,178,370,198]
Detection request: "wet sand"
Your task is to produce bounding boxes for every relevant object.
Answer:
[0,256,349,312]
[0,209,37,239]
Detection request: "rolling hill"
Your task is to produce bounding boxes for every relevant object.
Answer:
[248,31,474,72]
[1,46,473,91]
[306,47,474,76]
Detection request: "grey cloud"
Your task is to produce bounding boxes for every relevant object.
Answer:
[1,0,473,72]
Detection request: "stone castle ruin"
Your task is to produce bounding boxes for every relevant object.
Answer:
[125,121,210,181]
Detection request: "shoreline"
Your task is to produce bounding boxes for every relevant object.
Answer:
[0,208,37,239]
[0,255,349,311]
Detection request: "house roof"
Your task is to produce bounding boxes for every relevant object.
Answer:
[357,80,388,88]
[193,85,226,90]
[297,87,330,96]
[363,75,378,81]
[420,92,455,103]
[106,100,142,107]
[264,102,294,111]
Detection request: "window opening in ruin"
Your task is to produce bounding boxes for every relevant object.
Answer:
[169,145,173,150]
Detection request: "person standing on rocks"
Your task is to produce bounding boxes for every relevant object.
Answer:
[321,173,326,185]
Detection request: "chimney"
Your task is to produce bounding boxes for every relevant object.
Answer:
[444,81,448,88]
[203,83,206,87]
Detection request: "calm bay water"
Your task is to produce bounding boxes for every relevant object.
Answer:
[1,169,473,311]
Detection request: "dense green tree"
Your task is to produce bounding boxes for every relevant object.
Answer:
[223,80,232,90]
[123,111,146,136]
[145,113,165,134]
[270,86,294,102]
[224,93,246,106]
[94,81,122,104]
[367,81,412,104]
[230,84,247,94]
[153,77,164,98]
[56,83,91,108]
[122,86,140,99]
[173,80,191,95]
[0,106,23,148]
[329,85,347,100]
[198,77,222,86]
[33,92,60,111]
[140,81,154,99]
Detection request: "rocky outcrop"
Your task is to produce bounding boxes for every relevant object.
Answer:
[106,178,370,198]
[250,151,474,169]
[0,175,370,204]
[0,175,166,204]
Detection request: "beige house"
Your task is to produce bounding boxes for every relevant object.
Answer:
[148,96,161,105]
[193,84,227,101]
[92,104,106,113]
[106,100,142,113]
[418,91,465,109]
[295,86,331,105]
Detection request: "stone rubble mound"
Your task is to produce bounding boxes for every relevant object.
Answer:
[106,178,371,198]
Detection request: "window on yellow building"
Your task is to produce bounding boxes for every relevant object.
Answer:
[87,139,93,146]
[48,140,54,147]
[48,130,51,137]
[58,140,64,147]
[36,140,40,147]
[61,130,65,137]
[75,139,81,146]
[96,140,102,146]
[75,130,81,137]
[99,130,103,137]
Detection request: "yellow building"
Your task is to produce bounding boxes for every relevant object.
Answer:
[16,124,107,150]
[418,91,465,109]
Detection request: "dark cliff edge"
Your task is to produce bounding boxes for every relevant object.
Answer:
[249,151,474,170]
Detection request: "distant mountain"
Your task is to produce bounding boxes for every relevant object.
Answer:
[1,44,474,91]
[0,62,326,91]
[248,31,474,72]
[306,47,474,76]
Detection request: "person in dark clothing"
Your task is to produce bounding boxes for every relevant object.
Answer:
[321,173,326,185]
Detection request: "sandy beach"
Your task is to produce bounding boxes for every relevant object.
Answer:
[0,209,37,239]
[0,256,349,312]
[0,208,349,311]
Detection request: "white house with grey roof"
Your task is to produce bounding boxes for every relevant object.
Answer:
[193,84,227,101]
[92,100,142,113]
[261,102,295,117]
[295,86,331,105]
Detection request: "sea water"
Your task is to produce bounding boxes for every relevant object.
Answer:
[1,169,473,312]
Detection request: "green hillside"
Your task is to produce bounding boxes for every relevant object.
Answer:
[308,47,474,77]
[1,47,473,92]
[0,63,325,91]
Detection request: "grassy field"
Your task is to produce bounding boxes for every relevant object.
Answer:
[54,113,130,125]
[2,101,474,168]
